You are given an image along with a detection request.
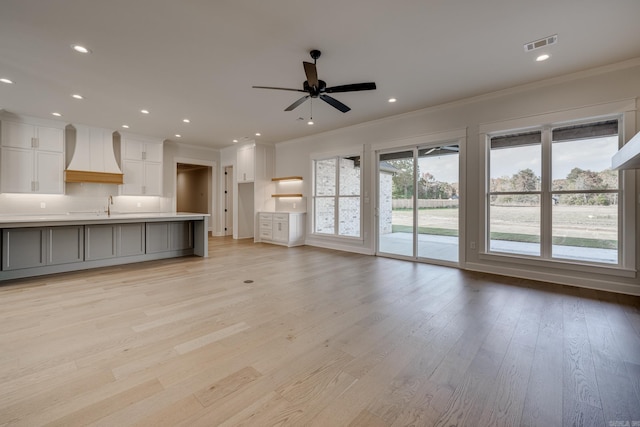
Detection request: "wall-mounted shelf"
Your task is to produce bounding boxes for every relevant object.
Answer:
[271,176,303,181]
[272,193,303,198]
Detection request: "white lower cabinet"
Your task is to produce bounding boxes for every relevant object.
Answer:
[257,212,305,247]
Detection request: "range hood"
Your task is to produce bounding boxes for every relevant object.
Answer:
[65,125,124,184]
[612,130,640,170]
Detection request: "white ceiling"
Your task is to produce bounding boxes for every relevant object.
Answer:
[1,0,639,150]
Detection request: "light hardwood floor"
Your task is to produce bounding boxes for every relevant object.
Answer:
[1,236,639,426]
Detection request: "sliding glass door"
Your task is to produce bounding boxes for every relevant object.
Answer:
[378,144,460,264]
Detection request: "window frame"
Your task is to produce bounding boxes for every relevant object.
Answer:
[311,152,364,239]
[479,100,636,276]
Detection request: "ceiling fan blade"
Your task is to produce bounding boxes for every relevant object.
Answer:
[252,85,306,93]
[325,82,377,93]
[320,94,350,113]
[284,95,310,111]
[303,61,319,88]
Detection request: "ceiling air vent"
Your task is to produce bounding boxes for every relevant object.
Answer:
[524,34,558,52]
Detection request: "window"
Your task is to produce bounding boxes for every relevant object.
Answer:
[487,119,621,265]
[313,155,361,237]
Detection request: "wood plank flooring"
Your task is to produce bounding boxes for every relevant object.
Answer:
[1,236,639,426]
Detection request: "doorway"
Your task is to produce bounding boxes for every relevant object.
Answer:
[176,163,212,214]
[377,143,460,264]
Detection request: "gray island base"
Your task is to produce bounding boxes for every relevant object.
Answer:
[0,213,208,282]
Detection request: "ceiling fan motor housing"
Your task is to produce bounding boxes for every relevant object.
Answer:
[303,80,326,97]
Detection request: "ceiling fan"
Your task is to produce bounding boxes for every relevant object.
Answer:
[252,50,376,113]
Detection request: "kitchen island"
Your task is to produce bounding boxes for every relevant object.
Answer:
[0,212,208,281]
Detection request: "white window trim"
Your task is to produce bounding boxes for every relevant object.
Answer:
[311,148,365,240]
[478,99,636,273]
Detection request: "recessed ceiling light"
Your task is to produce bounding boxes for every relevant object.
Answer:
[71,44,91,54]
[72,94,84,99]
[255,133,261,136]
[307,120,314,125]
[232,139,238,143]
[0,78,14,84]
[122,125,130,129]
[536,54,550,62]
[51,112,62,117]
[175,134,182,138]
[182,119,190,123]
[140,109,150,114]
[388,98,397,103]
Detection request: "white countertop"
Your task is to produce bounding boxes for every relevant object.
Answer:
[0,212,209,227]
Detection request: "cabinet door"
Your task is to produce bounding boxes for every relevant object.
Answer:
[144,143,163,163]
[118,223,145,257]
[85,225,117,260]
[2,228,46,270]
[35,150,64,194]
[170,221,193,250]
[121,159,144,195]
[237,145,255,183]
[48,226,84,265]
[36,126,64,152]
[145,222,171,253]
[1,121,35,149]
[0,147,33,193]
[273,220,289,242]
[143,162,162,195]
[123,139,144,160]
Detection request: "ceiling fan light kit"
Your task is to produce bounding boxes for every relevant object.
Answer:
[252,50,376,114]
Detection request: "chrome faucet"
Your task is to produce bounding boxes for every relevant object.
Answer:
[107,195,113,216]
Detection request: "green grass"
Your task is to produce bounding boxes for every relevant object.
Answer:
[392,225,617,249]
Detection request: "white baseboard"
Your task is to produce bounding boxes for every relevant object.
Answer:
[465,262,640,296]
[304,239,374,256]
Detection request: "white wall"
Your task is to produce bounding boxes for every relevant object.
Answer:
[274,58,640,295]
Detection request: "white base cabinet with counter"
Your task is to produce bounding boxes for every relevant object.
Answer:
[257,212,305,247]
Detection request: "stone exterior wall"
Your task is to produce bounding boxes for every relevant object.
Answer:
[379,172,394,234]
[314,157,362,236]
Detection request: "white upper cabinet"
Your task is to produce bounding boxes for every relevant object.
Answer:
[237,144,255,183]
[119,133,163,196]
[0,116,65,194]
[1,120,63,152]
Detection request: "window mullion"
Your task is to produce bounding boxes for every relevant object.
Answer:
[413,148,419,258]
[541,127,552,259]
[334,156,340,236]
